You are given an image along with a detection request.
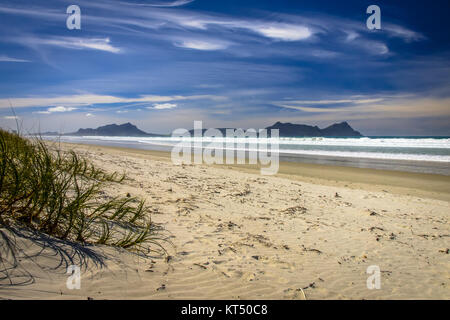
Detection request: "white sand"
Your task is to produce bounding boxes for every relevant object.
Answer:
[1,143,449,299]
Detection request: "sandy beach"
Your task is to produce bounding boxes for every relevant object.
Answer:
[1,142,449,300]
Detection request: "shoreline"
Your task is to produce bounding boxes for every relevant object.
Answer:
[57,141,450,202]
[43,136,450,176]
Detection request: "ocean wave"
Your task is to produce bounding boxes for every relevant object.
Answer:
[48,136,450,163]
[59,135,450,149]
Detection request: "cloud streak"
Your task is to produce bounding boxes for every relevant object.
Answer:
[23,37,121,53]
[118,0,195,7]
[0,94,224,109]
[36,106,78,114]
[275,97,450,121]
[151,103,177,109]
[173,38,231,50]
[0,55,30,62]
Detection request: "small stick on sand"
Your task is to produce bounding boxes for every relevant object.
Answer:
[300,288,307,300]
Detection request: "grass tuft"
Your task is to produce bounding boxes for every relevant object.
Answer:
[0,129,166,255]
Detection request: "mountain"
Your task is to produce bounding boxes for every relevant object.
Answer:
[187,121,362,137]
[265,121,362,137]
[65,121,362,138]
[320,121,363,137]
[68,123,161,137]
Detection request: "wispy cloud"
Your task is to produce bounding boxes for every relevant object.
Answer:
[274,96,450,120]
[384,23,425,42]
[48,106,77,112]
[58,0,317,42]
[250,24,312,41]
[29,37,121,53]
[0,94,224,109]
[0,55,30,62]
[173,38,231,50]
[279,98,385,105]
[36,106,78,114]
[0,1,424,59]
[151,103,177,109]
[118,0,195,7]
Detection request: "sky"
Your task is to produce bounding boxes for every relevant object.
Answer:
[0,0,449,136]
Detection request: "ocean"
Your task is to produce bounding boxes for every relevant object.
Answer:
[43,136,450,176]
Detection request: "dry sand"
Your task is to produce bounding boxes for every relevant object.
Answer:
[1,143,449,300]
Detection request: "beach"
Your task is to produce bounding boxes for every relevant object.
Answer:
[1,142,449,300]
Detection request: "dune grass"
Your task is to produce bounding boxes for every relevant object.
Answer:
[0,128,166,254]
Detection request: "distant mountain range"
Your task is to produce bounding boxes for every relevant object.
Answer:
[266,121,362,137]
[43,121,362,137]
[189,121,362,137]
[49,123,162,137]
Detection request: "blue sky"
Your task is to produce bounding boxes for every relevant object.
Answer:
[0,0,449,135]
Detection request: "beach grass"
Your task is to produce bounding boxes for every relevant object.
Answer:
[0,128,166,254]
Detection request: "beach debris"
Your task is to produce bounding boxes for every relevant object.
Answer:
[216,221,241,231]
[228,247,237,253]
[193,263,207,269]
[369,210,378,216]
[87,297,94,300]
[389,233,397,240]
[335,192,341,198]
[301,245,322,254]
[438,248,449,254]
[281,206,307,215]
[227,221,239,229]
[231,185,251,197]
[298,288,307,300]
[157,284,166,291]
[165,255,173,263]
[251,255,260,260]
[302,282,316,290]
[246,233,273,248]
[126,192,131,198]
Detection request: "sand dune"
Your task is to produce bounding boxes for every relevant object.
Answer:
[1,143,449,300]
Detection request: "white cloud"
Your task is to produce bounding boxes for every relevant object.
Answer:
[85,113,94,117]
[281,98,384,105]
[0,94,223,109]
[168,15,314,42]
[173,39,230,50]
[152,103,177,109]
[3,116,19,120]
[20,36,121,53]
[0,55,30,63]
[48,106,77,113]
[36,106,77,114]
[250,24,312,41]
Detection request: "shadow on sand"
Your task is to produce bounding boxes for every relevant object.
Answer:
[0,226,107,287]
